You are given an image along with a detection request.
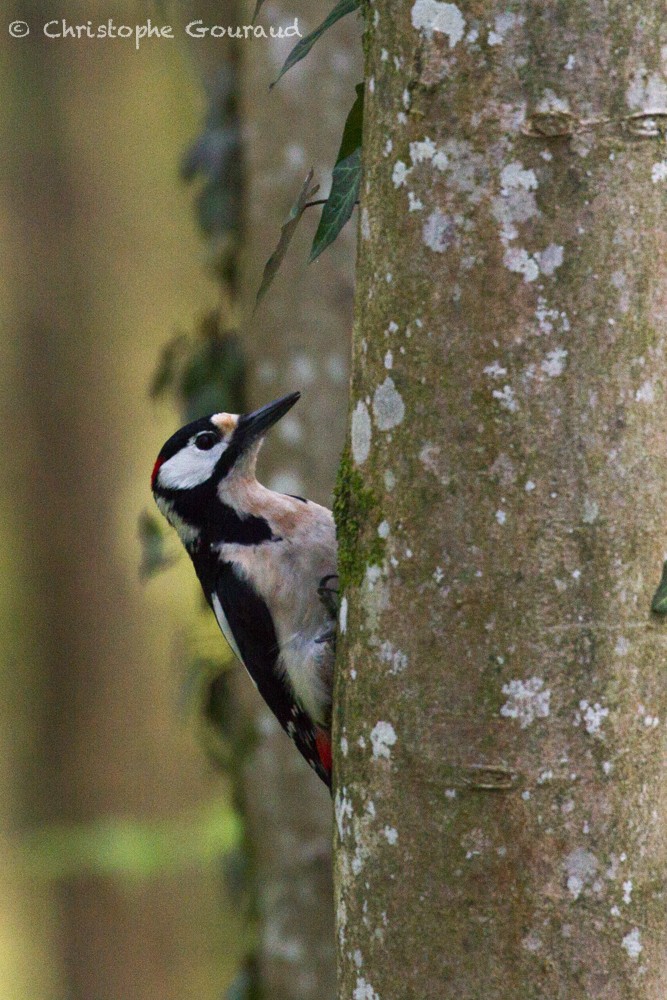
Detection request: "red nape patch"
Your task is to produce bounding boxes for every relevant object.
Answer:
[315,730,332,776]
[151,456,164,488]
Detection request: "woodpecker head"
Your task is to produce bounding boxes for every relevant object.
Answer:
[151,392,300,543]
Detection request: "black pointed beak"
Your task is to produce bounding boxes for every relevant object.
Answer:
[236,392,300,449]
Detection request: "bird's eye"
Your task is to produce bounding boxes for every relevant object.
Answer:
[194,432,219,451]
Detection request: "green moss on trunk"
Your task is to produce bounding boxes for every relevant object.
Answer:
[333,446,385,591]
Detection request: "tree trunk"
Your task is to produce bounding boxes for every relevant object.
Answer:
[238,2,361,997]
[334,3,667,998]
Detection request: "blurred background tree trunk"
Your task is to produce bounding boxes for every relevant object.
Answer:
[0,29,63,998]
[1,10,239,999]
[236,2,361,998]
[335,2,667,998]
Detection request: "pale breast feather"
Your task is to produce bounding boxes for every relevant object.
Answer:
[210,560,331,787]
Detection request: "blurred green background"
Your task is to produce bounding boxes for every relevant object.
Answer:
[0,4,245,998]
[0,1,358,998]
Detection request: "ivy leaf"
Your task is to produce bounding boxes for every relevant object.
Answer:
[309,150,360,261]
[251,0,267,23]
[310,83,363,261]
[651,560,667,614]
[337,82,364,160]
[178,324,246,422]
[149,335,187,399]
[255,170,319,308]
[271,0,361,88]
[138,511,178,580]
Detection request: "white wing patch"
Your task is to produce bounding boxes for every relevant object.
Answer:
[211,592,247,670]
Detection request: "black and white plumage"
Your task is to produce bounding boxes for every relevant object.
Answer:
[151,392,336,787]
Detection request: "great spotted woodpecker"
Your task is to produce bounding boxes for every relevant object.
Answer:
[151,392,336,787]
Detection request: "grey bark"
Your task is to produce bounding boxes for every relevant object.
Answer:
[335,3,667,999]
[237,1,361,997]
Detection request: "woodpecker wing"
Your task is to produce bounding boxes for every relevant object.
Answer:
[212,560,332,787]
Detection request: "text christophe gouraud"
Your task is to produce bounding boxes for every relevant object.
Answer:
[7,17,303,49]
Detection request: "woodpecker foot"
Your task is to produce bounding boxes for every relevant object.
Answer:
[317,573,339,619]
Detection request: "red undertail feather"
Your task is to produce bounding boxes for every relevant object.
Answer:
[315,730,332,777]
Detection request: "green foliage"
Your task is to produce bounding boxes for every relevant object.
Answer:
[256,83,363,299]
[151,313,246,422]
[17,800,241,882]
[271,0,362,88]
[333,446,384,591]
[255,170,320,308]
[250,0,267,24]
[651,560,667,614]
[256,1,364,301]
[196,661,261,771]
[336,83,364,162]
[226,959,262,1000]
[181,66,243,286]
[138,510,177,579]
[311,83,363,261]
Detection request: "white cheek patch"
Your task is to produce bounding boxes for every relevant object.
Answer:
[159,440,227,489]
